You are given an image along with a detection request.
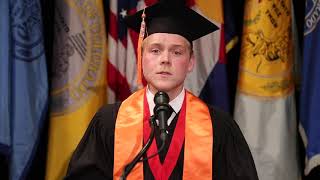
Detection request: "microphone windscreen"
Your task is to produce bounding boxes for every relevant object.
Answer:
[154,91,169,105]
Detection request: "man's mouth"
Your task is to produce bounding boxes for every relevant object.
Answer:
[157,71,172,75]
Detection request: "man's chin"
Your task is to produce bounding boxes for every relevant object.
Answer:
[150,84,173,93]
[154,87,171,92]
[152,83,180,93]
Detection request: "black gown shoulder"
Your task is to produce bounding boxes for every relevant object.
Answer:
[65,103,121,180]
[209,106,258,180]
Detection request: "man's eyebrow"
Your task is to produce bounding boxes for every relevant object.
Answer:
[147,43,162,47]
[143,42,189,50]
[170,44,187,48]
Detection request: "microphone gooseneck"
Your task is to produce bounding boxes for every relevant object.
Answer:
[154,91,171,142]
[120,116,157,180]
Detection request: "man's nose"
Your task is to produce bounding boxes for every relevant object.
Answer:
[160,51,170,64]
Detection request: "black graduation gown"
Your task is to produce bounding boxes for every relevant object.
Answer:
[65,102,259,180]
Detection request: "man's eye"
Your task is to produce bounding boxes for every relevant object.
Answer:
[151,49,160,54]
[174,51,182,55]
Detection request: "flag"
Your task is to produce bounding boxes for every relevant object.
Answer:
[234,0,300,180]
[0,0,49,179]
[0,0,11,155]
[46,0,107,179]
[107,0,229,112]
[187,0,229,112]
[300,0,320,175]
[223,0,245,112]
[223,0,244,52]
[107,0,141,103]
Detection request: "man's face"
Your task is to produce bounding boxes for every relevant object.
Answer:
[142,33,194,97]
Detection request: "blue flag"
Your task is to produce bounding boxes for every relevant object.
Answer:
[0,0,11,155]
[300,0,320,175]
[0,0,48,179]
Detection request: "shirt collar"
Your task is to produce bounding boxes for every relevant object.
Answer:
[146,86,185,116]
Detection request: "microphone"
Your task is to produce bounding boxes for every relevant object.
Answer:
[154,91,171,142]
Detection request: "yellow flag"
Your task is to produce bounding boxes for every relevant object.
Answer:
[46,0,107,179]
[238,0,294,97]
[195,0,223,23]
[235,1,300,180]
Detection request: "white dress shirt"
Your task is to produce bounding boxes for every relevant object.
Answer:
[146,86,185,126]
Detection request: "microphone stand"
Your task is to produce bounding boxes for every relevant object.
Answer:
[120,115,157,180]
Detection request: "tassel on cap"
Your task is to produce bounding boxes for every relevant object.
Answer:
[137,8,146,87]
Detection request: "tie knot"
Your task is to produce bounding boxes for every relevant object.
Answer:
[169,104,174,112]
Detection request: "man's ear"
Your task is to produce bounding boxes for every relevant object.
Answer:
[187,53,195,72]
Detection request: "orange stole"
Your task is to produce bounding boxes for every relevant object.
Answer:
[113,88,213,179]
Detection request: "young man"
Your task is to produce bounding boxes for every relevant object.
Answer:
[65,1,258,180]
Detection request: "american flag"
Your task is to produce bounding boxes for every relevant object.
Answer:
[107,0,143,103]
[107,0,229,112]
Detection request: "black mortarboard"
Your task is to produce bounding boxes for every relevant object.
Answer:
[124,0,219,43]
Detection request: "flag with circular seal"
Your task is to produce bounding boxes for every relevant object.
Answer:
[300,0,320,176]
[234,0,300,180]
[46,0,107,179]
[0,0,48,179]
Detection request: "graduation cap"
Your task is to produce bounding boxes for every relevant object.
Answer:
[124,0,219,85]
